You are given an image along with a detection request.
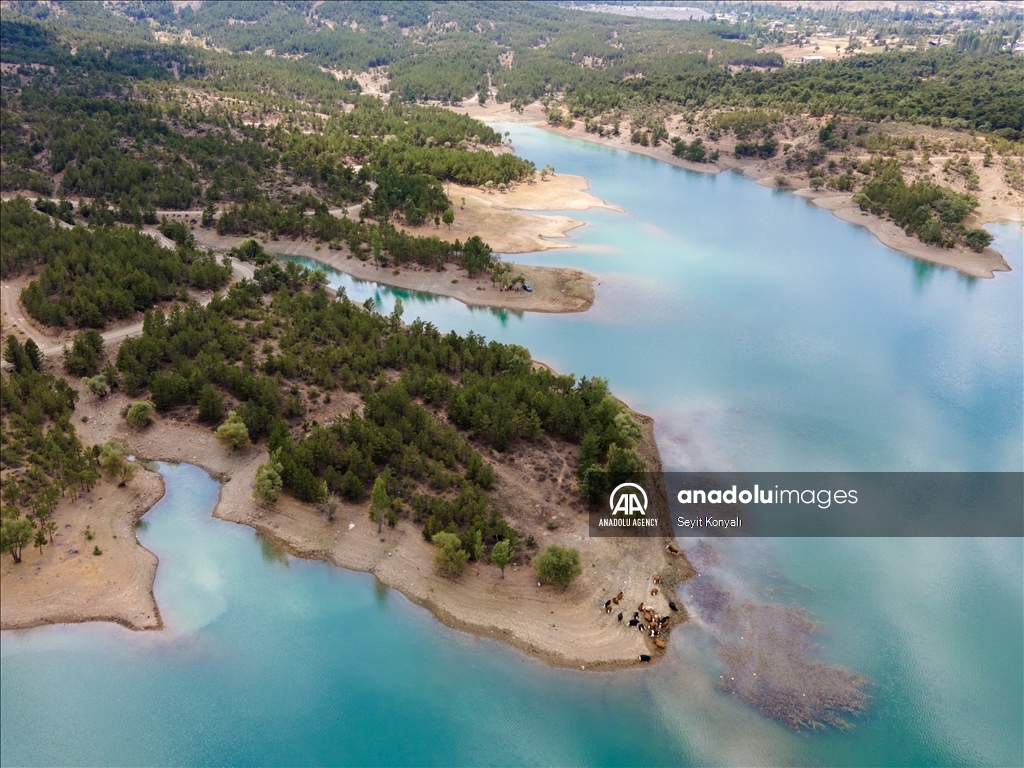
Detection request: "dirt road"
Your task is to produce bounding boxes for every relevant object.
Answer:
[1,257,255,358]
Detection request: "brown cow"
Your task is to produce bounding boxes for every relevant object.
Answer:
[654,638,667,650]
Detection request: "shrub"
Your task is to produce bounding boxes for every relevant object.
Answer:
[99,441,136,485]
[963,228,993,252]
[827,172,856,192]
[254,450,284,503]
[432,532,469,575]
[533,545,582,586]
[125,401,154,428]
[215,411,250,450]
[82,375,108,397]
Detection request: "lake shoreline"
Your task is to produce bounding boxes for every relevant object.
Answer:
[1,368,692,670]
[535,121,1013,280]
[178,170,622,314]
[186,217,595,315]
[442,102,1015,279]
[0,466,165,632]
[3,185,603,315]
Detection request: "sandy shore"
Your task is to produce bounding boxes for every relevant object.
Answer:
[533,117,1015,279]
[189,228,595,314]
[0,468,165,631]
[401,173,621,253]
[798,191,1012,278]
[211,409,691,670]
[3,370,691,668]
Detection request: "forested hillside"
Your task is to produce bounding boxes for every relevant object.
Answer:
[2,3,1020,256]
[1,0,1021,565]
[107,263,645,561]
[1,198,231,328]
[1,47,530,213]
[4,2,1019,135]
[2,2,1020,257]
[1,338,99,562]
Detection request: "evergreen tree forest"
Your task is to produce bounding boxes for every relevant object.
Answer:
[3,2,1020,137]
[1,197,232,328]
[1,0,1019,570]
[108,271,647,563]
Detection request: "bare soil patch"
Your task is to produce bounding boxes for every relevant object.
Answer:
[1,468,165,631]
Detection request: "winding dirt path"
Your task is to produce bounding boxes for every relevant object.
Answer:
[1,256,254,358]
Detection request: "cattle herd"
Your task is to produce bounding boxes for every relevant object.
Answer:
[602,573,680,664]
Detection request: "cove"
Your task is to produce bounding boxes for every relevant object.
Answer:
[2,124,1021,767]
[0,463,810,766]
[3,464,1019,766]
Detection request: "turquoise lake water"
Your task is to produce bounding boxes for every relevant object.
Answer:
[2,125,1022,766]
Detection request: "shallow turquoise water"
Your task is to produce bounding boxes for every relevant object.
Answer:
[2,126,1021,766]
[292,124,1023,473]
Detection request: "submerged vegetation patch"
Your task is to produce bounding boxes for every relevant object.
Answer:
[685,541,869,731]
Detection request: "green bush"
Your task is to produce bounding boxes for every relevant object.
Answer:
[126,401,154,428]
[215,411,250,450]
[254,455,284,503]
[432,532,469,575]
[533,545,582,586]
[963,228,994,252]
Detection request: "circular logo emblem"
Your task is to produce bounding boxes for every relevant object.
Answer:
[609,483,648,516]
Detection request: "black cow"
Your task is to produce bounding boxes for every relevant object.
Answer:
[639,654,652,663]
[617,612,623,622]
[668,601,679,612]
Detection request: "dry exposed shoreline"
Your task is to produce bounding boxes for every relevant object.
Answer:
[0,467,165,631]
[539,120,1014,279]
[177,171,620,314]
[451,100,1016,279]
[1,366,691,669]
[2,184,605,315]
[189,227,596,314]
